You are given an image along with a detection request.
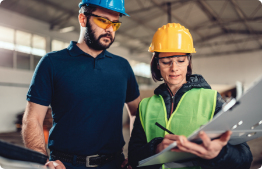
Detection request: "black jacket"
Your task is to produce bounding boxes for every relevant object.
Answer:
[128,74,253,169]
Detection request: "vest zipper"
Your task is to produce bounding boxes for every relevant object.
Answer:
[171,96,175,116]
[166,84,182,118]
[166,85,174,119]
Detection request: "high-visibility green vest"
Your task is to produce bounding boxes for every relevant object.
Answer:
[139,88,217,169]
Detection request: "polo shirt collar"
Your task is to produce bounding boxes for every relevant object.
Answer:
[67,41,113,58]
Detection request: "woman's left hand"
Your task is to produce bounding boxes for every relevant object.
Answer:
[172,131,232,159]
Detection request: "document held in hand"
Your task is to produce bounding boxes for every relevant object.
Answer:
[138,77,262,167]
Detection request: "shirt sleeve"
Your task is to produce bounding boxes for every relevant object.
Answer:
[125,62,140,103]
[27,54,55,106]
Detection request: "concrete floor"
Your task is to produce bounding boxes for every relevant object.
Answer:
[0,130,261,169]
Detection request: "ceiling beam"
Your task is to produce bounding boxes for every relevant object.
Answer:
[28,0,78,29]
[193,16,262,31]
[116,1,196,47]
[50,14,73,30]
[226,29,262,34]
[195,0,228,33]
[195,28,262,45]
[126,1,184,15]
[196,35,262,48]
[40,0,78,16]
[136,0,145,9]
[250,4,262,18]
[194,47,262,58]
[0,0,19,9]
[229,0,252,34]
[167,2,171,23]
[123,1,193,32]
[123,15,158,32]
[150,0,204,39]
[229,0,262,48]
[117,30,151,47]
[121,11,163,32]
[194,32,225,44]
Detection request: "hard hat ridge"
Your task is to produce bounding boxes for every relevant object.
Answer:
[149,23,196,53]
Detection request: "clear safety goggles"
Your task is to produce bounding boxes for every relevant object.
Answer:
[85,13,122,31]
[156,55,190,68]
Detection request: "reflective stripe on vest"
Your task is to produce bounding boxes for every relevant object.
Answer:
[139,88,217,169]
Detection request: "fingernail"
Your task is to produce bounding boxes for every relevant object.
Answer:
[200,131,204,135]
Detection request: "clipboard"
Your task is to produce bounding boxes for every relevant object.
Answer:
[138,77,262,167]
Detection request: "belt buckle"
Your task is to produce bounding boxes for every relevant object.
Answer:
[86,154,99,167]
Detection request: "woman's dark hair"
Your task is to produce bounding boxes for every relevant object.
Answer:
[150,52,193,82]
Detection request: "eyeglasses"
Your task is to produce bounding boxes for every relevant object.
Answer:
[84,12,122,31]
[156,55,190,68]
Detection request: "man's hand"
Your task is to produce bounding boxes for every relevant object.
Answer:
[173,131,232,159]
[45,160,66,169]
[121,158,132,169]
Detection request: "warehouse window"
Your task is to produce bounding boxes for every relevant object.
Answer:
[32,35,46,56]
[52,40,69,51]
[0,48,13,68]
[0,26,47,70]
[129,60,151,85]
[0,26,14,68]
[130,60,151,78]
[0,26,15,50]
[15,30,32,54]
[17,52,30,70]
[0,26,46,57]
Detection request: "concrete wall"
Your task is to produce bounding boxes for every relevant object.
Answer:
[0,68,33,132]
[192,50,262,89]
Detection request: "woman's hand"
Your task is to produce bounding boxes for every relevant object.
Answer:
[173,131,232,159]
[155,134,183,153]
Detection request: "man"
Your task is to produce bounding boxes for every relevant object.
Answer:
[22,0,140,169]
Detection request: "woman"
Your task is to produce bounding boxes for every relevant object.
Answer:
[128,23,253,169]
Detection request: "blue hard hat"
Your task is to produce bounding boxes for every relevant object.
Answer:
[79,0,129,17]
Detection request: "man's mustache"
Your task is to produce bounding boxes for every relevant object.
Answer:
[99,33,113,42]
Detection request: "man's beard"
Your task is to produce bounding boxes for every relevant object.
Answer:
[84,21,114,51]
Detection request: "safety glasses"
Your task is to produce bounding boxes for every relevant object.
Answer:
[156,55,190,68]
[84,12,122,31]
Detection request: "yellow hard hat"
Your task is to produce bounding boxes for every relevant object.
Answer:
[148,23,196,53]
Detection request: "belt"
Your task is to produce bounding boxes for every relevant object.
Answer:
[51,150,122,167]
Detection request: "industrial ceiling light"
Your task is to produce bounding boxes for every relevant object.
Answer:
[59,26,75,33]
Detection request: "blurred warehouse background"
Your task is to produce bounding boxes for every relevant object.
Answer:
[0,0,262,168]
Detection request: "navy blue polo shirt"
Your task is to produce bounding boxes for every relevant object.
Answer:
[27,41,139,156]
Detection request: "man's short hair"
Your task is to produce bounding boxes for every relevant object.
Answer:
[79,4,97,15]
